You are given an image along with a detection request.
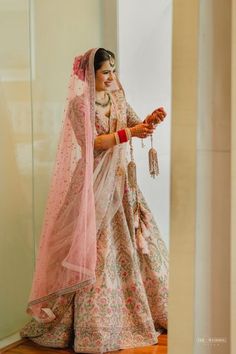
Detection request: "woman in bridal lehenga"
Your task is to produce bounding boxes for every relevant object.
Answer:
[20,48,169,354]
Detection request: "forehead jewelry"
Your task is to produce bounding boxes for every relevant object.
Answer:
[108,53,115,67]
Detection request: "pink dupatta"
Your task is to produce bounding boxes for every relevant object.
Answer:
[27,48,126,323]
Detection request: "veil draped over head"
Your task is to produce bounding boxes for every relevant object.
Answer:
[28,48,125,323]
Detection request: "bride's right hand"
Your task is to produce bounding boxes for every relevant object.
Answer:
[130,123,155,139]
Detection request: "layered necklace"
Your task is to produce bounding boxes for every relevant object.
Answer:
[95,92,111,108]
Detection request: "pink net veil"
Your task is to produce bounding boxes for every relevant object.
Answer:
[27,48,124,323]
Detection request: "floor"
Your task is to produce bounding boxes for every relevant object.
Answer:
[3,334,167,354]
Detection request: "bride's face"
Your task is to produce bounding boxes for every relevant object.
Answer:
[95,60,116,91]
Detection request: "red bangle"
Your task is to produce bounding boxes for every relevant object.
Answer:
[117,129,128,143]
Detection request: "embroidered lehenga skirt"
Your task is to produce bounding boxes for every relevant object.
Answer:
[20,91,168,353]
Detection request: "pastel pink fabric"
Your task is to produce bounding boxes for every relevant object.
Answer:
[27,48,123,323]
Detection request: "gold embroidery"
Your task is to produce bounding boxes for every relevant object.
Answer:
[116,166,124,176]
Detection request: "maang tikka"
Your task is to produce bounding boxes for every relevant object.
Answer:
[107,53,115,68]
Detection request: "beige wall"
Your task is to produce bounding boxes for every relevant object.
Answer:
[169,1,199,353]
[0,0,103,343]
[195,1,231,353]
[231,1,236,353]
[102,0,118,60]
[170,1,232,353]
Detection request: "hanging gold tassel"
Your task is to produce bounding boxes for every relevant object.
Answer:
[128,139,137,189]
[128,160,137,189]
[128,138,154,255]
[148,135,159,178]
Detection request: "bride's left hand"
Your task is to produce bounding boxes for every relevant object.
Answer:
[145,107,167,126]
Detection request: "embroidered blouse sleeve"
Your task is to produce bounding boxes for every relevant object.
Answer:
[126,101,143,127]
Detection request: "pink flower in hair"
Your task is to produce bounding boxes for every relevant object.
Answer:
[73,55,87,81]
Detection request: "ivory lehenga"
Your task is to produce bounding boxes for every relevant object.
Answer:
[21,89,168,353]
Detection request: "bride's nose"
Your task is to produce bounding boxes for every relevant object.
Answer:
[108,72,114,81]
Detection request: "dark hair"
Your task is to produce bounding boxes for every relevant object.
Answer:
[94,48,115,72]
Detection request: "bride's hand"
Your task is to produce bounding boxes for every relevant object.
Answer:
[130,123,155,139]
[145,107,167,126]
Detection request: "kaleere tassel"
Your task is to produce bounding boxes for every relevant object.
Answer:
[128,138,137,189]
[149,135,159,178]
[128,137,153,255]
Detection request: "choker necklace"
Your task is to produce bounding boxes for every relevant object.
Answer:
[95,93,111,107]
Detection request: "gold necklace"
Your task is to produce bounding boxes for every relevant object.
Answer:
[95,93,111,107]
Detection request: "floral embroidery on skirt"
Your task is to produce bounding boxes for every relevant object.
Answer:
[20,178,168,353]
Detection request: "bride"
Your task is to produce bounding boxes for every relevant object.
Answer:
[20,47,168,354]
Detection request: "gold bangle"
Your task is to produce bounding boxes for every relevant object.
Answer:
[114,132,120,145]
[125,128,132,140]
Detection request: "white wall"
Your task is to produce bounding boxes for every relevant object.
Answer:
[117,0,172,247]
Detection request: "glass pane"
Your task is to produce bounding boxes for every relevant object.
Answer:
[0,0,34,340]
